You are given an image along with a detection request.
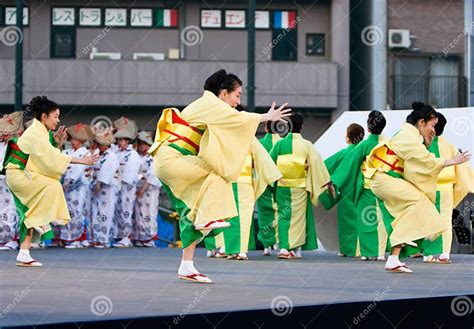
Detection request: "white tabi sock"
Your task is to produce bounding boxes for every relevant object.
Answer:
[385,255,401,268]
[178,260,197,275]
[17,249,33,262]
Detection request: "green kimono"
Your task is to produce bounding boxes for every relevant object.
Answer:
[270,133,329,251]
[328,134,389,257]
[256,133,281,248]
[321,144,360,256]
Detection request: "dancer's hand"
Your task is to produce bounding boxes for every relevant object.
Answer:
[74,154,100,165]
[322,181,336,199]
[53,126,67,147]
[94,182,101,195]
[136,188,145,198]
[446,151,471,166]
[261,102,292,122]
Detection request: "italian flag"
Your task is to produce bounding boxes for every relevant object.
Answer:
[156,8,178,27]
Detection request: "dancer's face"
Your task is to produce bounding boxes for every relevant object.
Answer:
[416,117,437,143]
[117,138,129,150]
[137,141,150,155]
[41,108,60,130]
[219,86,242,108]
[89,140,98,151]
[98,144,109,154]
[70,138,83,150]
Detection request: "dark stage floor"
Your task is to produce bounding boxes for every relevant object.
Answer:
[0,248,473,328]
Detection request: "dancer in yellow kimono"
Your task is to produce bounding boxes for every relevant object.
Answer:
[422,113,474,264]
[205,137,281,260]
[256,121,281,256]
[1,96,99,267]
[149,70,291,283]
[365,102,471,273]
[270,113,333,259]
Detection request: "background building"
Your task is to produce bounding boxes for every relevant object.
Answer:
[0,0,351,138]
[351,0,472,112]
[0,0,471,138]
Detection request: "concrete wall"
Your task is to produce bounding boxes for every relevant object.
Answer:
[0,59,339,107]
[387,0,466,54]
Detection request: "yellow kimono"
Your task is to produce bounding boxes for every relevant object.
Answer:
[424,136,474,255]
[365,123,449,249]
[149,91,261,248]
[3,118,71,242]
[270,133,330,250]
[207,139,282,255]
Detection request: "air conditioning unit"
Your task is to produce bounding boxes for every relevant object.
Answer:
[388,29,411,48]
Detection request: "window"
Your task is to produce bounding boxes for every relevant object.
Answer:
[51,26,76,58]
[306,34,325,55]
[272,28,297,61]
[392,56,461,109]
[271,10,298,61]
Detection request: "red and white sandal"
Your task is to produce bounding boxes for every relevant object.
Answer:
[195,220,231,231]
[436,257,452,264]
[278,251,297,259]
[16,260,43,267]
[385,263,413,273]
[178,272,214,284]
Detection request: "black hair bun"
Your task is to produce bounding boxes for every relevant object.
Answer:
[411,101,425,111]
[28,96,47,113]
[205,69,226,86]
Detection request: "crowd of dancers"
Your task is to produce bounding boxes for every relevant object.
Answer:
[0,69,472,283]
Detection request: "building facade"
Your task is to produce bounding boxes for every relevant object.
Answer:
[350,0,471,111]
[0,0,351,137]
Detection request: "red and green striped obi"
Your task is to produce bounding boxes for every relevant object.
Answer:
[154,108,205,156]
[370,145,404,179]
[1,137,29,173]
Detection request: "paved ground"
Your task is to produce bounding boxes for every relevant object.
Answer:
[0,248,473,327]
